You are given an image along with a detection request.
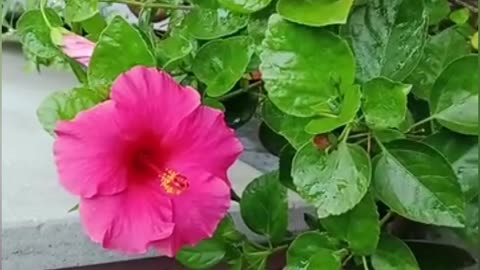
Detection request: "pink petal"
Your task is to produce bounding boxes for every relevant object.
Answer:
[62,34,95,67]
[54,101,130,198]
[80,182,174,254]
[110,67,201,137]
[165,106,243,182]
[153,166,230,256]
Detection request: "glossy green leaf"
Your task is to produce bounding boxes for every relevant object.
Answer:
[81,13,107,41]
[362,77,411,129]
[156,33,193,70]
[343,0,428,82]
[203,98,225,111]
[424,130,478,201]
[214,215,245,243]
[193,36,254,97]
[279,144,297,191]
[292,142,371,218]
[287,232,341,270]
[373,140,465,227]
[305,84,361,134]
[243,243,269,270]
[247,1,276,54]
[454,200,479,248]
[224,91,259,128]
[176,239,226,269]
[321,194,380,255]
[372,129,405,143]
[65,0,98,22]
[16,9,63,59]
[277,0,354,27]
[425,0,450,25]
[88,16,156,87]
[37,88,104,135]
[372,234,420,270]
[218,0,272,13]
[262,99,312,149]
[405,240,476,269]
[306,248,341,270]
[406,27,470,100]
[240,171,288,243]
[260,14,355,117]
[184,4,249,40]
[449,8,470,25]
[430,55,478,135]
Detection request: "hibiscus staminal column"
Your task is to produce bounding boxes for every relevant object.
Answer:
[54,66,243,256]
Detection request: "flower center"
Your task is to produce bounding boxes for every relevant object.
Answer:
[135,152,189,195]
[159,169,189,195]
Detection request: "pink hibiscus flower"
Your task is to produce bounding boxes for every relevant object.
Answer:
[61,33,95,67]
[54,66,243,256]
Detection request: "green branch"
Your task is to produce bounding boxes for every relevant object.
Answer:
[98,0,194,10]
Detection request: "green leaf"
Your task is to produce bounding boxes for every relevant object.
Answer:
[258,122,288,156]
[176,239,226,270]
[193,36,254,97]
[306,248,341,270]
[224,91,259,128]
[405,240,476,269]
[218,0,272,13]
[454,200,479,248]
[16,9,63,59]
[292,142,371,218]
[320,194,380,255]
[279,144,297,191]
[88,16,156,87]
[424,130,478,201]
[305,84,361,134]
[371,234,420,270]
[286,232,341,270]
[425,0,450,25]
[449,8,470,25]
[203,98,225,111]
[243,243,269,270]
[372,140,465,227]
[184,4,249,40]
[262,99,312,149]
[215,215,245,243]
[361,77,411,129]
[81,13,107,41]
[342,0,428,82]
[430,55,478,135]
[260,14,355,117]
[37,87,104,135]
[406,27,470,100]
[65,0,98,22]
[247,1,276,55]
[240,171,288,243]
[372,129,406,143]
[156,33,193,70]
[277,0,354,27]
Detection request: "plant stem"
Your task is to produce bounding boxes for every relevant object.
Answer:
[380,211,393,226]
[367,133,371,153]
[339,125,352,143]
[218,81,263,101]
[362,256,370,270]
[405,115,436,133]
[271,244,288,253]
[342,253,353,267]
[348,132,369,139]
[40,0,52,28]
[99,0,194,10]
